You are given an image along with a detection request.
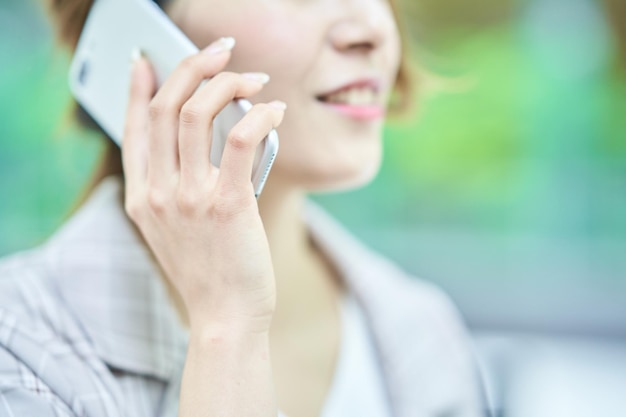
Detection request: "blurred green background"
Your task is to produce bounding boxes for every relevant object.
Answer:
[1,0,625,337]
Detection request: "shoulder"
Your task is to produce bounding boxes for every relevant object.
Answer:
[305,200,468,333]
[0,249,84,415]
[0,249,115,417]
[343,234,474,362]
[0,248,59,328]
[305,199,477,366]
[357,242,468,338]
[306,202,486,414]
[0,247,87,339]
[0,343,77,416]
[0,247,85,364]
[352,247,486,415]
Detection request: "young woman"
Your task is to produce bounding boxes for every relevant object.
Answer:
[0,0,486,416]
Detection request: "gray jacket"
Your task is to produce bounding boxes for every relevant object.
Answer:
[0,176,485,417]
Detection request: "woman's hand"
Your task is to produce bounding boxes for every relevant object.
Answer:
[123,38,282,417]
[121,37,285,334]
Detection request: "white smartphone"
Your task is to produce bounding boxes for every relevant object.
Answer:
[69,0,278,197]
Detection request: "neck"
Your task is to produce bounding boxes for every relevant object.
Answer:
[257,176,344,336]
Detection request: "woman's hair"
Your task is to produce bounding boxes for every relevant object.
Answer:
[43,0,415,192]
[603,0,625,71]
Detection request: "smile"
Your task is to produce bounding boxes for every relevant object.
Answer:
[320,86,378,106]
[316,82,385,121]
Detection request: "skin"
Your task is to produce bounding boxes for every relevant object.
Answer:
[123,1,401,416]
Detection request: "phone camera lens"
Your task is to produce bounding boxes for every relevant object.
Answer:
[78,60,90,86]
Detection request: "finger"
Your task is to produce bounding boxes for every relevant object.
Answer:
[178,72,269,186]
[147,37,235,186]
[122,51,157,193]
[219,101,286,193]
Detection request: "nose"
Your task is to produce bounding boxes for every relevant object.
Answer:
[328,1,388,55]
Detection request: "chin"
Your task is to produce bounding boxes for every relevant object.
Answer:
[327,162,381,192]
[268,126,385,193]
[301,151,383,193]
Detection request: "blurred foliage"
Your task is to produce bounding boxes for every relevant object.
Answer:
[2,0,625,248]
[399,0,520,44]
[0,1,103,253]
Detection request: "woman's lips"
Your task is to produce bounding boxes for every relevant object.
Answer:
[317,78,382,98]
[319,102,385,121]
[315,78,385,121]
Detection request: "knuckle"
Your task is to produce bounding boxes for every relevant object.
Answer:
[147,188,169,214]
[176,189,201,215]
[180,103,203,126]
[210,199,239,222]
[209,187,254,222]
[227,129,254,151]
[148,101,166,122]
[124,198,143,221]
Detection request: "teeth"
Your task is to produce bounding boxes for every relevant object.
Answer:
[324,87,376,106]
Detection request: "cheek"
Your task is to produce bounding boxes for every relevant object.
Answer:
[225,13,317,85]
[180,4,315,81]
[389,29,402,78]
[175,9,319,128]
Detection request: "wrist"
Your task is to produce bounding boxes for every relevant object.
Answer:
[186,298,274,336]
[188,322,271,362]
[189,316,272,343]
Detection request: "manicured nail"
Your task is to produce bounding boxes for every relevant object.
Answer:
[268,100,287,110]
[202,37,236,55]
[242,72,270,84]
[129,48,143,72]
[131,47,143,62]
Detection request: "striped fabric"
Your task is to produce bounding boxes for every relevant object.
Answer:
[0,176,486,417]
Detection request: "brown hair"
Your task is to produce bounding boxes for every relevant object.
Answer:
[43,0,415,194]
[603,0,626,71]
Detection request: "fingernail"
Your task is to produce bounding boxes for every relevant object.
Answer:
[129,47,143,71]
[131,47,143,62]
[268,100,287,110]
[242,72,270,84]
[202,37,236,55]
